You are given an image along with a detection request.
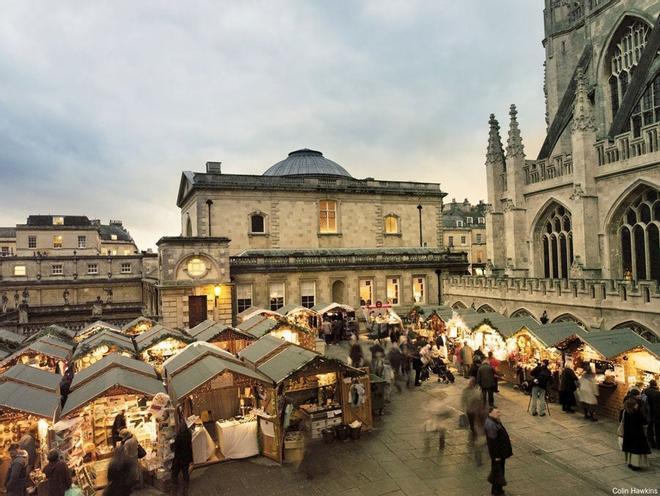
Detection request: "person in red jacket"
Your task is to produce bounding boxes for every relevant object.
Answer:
[43,449,72,496]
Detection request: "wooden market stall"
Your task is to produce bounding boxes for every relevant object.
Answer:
[24,324,77,344]
[73,320,121,343]
[0,335,73,374]
[57,357,168,490]
[235,307,280,325]
[275,303,319,332]
[237,314,316,351]
[0,329,25,356]
[121,316,156,337]
[163,341,274,465]
[187,319,256,354]
[72,329,136,372]
[239,335,370,463]
[134,325,192,374]
[312,302,358,339]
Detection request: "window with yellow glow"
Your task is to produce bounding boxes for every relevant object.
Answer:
[53,235,63,248]
[359,279,374,306]
[413,276,425,303]
[187,258,207,277]
[52,216,64,225]
[386,277,400,305]
[384,215,399,234]
[319,200,337,233]
[14,265,26,276]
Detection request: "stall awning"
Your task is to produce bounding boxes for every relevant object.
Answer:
[71,353,158,389]
[0,329,25,348]
[121,317,156,334]
[0,381,60,418]
[520,322,586,348]
[73,330,136,359]
[167,354,273,401]
[163,341,237,376]
[1,338,72,367]
[275,303,318,317]
[134,325,191,353]
[417,305,453,322]
[62,367,166,416]
[457,311,540,338]
[74,320,121,342]
[311,302,355,314]
[0,363,61,392]
[236,307,280,323]
[578,328,659,360]
[238,335,288,365]
[187,321,253,344]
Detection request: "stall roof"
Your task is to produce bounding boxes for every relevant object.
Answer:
[0,329,25,347]
[578,328,659,360]
[25,325,76,343]
[188,321,253,344]
[134,325,191,352]
[237,314,274,332]
[1,338,72,366]
[0,381,60,418]
[168,354,272,401]
[163,341,237,376]
[243,317,279,338]
[0,349,8,360]
[73,330,136,359]
[35,334,74,352]
[236,307,280,323]
[62,367,166,416]
[418,305,453,322]
[121,316,156,334]
[456,311,539,338]
[276,303,318,317]
[187,319,216,338]
[311,302,355,314]
[71,353,157,389]
[74,321,121,341]
[238,335,288,364]
[519,322,586,348]
[0,363,61,392]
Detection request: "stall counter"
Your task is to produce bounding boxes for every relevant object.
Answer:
[215,419,259,460]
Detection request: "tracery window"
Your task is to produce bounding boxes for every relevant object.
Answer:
[629,75,660,137]
[540,205,573,279]
[618,187,660,283]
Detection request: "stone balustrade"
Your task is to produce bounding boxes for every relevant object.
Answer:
[596,122,660,166]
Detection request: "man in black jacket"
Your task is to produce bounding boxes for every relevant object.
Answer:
[171,424,193,496]
[530,360,551,416]
[485,407,512,496]
[477,360,497,407]
[643,379,660,449]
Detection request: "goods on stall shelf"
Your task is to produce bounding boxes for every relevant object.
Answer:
[135,325,192,372]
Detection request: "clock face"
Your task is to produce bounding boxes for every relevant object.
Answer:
[187,258,207,278]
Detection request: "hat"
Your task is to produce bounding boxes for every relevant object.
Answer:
[119,429,131,440]
[47,449,60,462]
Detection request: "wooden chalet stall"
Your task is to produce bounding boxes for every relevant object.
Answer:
[72,329,136,372]
[134,325,192,374]
[0,335,73,374]
[237,313,316,351]
[0,329,25,357]
[73,321,121,344]
[312,302,358,339]
[235,307,280,325]
[163,342,274,465]
[24,324,77,344]
[239,335,370,464]
[56,355,167,489]
[187,319,256,354]
[0,365,61,488]
[409,305,452,337]
[121,316,156,337]
[276,304,319,332]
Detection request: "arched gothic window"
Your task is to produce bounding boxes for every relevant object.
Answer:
[608,19,650,117]
[540,205,573,279]
[614,321,658,343]
[617,186,660,282]
[477,304,495,313]
[510,308,537,321]
[552,313,586,329]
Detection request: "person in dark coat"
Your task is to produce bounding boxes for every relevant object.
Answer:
[5,445,28,496]
[621,390,651,470]
[643,380,660,449]
[484,407,512,496]
[104,449,134,496]
[348,336,364,368]
[530,360,551,416]
[111,410,126,447]
[559,365,578,413]
[476,360,497,407]
[59,377,71,409]
[43,449,72,496]
[468,357,481,381]
[171,424,193,496]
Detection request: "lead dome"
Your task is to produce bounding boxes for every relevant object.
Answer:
[263,149,352,178]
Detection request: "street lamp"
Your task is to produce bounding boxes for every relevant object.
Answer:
[417,204,423,247]
[214,285,221,307]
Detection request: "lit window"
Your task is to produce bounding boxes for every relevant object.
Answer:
[466,217,473,224]
[384,215,399,234]
[300,281,316,308]
[359,279,374,306]
[448,236,454,246]
[111,250,117,256]
[386,277,400,305]
[456,220,464,227]
[52,264,63,275]
[236,284,253,313]
[186,258,207,277]
[476,234,482,243]
[28,236,36,249]
[110,234,118,241]
[461,236,467,245]
[52,216,64,225]
[121,263,131,274]
[53,235,63,249]
[78,236,86,248]
[87,263,98,275]
[124,249,131,255]
[413,276,426,303]
[478,217,485,224]
[14,265,26,276]
[269,282,285,311]
[319,200,337,233]
[250,214,265,234]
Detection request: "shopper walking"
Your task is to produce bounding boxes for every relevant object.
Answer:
[461,341,473,378]
[119,429,140,488]
[171,424,193,496]
[18,426,37,478]
[559,365,578,413]
[620,389,651,470]
[43,449,72,496]
[5,445,28,496]
[477,359,497,407]
[485,407,512,496]
[642,380,660,449]
[387,343,403,393]
[348,335,364,368]
[462,378,486,466]
[453,341,463,372]
[105,449,134,496]
[530,359,551,416]
[578,368,599,421]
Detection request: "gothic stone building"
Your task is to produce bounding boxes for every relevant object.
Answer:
[444,0,660,340]
[158,149,467,329]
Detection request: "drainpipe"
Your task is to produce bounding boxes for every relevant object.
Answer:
[417,204,423,247]
[206,199,213,237]
[435,269,443,305]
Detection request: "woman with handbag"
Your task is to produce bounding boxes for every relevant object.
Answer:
[620,389,651,471]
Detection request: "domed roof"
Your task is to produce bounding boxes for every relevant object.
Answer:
[263,149,352,178]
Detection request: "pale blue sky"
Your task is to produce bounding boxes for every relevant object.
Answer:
[0,1,546,249]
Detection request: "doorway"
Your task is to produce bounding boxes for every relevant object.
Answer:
[188,295,208,328]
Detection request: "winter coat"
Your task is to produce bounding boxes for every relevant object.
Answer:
[387,348,403,373]
[578,375,599,405]
[104,454,134,496]
[461,345,474,366]
[173,428,193,467]
[477,362,497,389]
[644,387,660,421]
[454,346,463,366]
[111,414,126,444]
[468,362,480,380]
[349,344,363,368]
[119,435,140,483]
[5,454,27,496]
[559,368,578,392]
[620,407,651,455]
[18,434,36,469]
[44,460,72,496]
[485,417,513,460]
[531,364,551,390]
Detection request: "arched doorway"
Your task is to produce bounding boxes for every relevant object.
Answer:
[332,280,345,304]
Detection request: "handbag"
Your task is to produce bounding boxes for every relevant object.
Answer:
[137,443,147,459]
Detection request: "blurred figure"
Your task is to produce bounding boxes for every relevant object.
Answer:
[5,445,28,496]
[423,399,453,451]
[171,424,193,496]
[387,343,404,393]
[453,341,463,371]
[485,407,512,496]
[559,365,578,413]
[111,410,126,448]
[642,379,660,449]
[461,341,473,378]
[43,449,72,496]
[104,448,134,495]
[462,378,486,466]
[118,429,140,489]
[348,336,364,368]
[578,368,599,421]
[18,425,37,478]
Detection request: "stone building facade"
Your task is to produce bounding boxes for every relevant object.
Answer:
[442,199,488,274]
[159,149,468,329]
[0,215,159,333]
[444,0,660,340]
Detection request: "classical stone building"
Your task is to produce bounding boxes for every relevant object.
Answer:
[442,199,488,274]
[0,215,159,333]
[158,149,467,329]
[444,0,660,340]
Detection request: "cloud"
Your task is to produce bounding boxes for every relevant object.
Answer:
[0,0,546,249]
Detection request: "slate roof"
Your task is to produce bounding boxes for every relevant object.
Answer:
[0,329,25,347]
[0,227,16,238]
[263,149,353,178]
[134,325,191,352]
[163,341,237,376]
[98,223,134,243]
[0,381,60,418]
[254,345,320,384]
[0,363,61,392]
[167,354,272,401]
[62,367,166,416]
[416,305,453,322]
[520,322,586,348]
[237,315,274,332]
[26,215,91,227]
[73,330,135,359]
[243,318,279,338]
[238,335,288,364]
[578,328,659,360]
[34,335,74,352]
[121,317,156,334]
[71,353,157,389]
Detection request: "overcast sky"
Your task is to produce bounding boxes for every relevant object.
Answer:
[0,1,547,250]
